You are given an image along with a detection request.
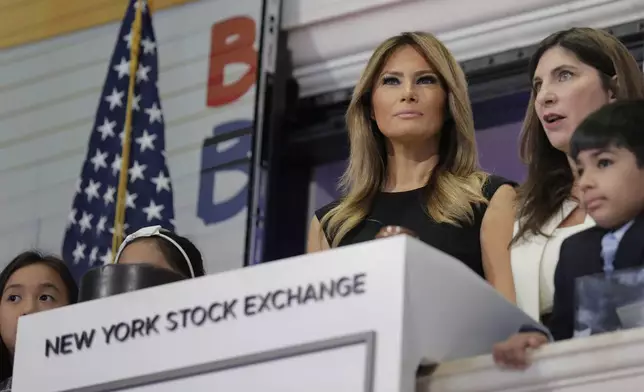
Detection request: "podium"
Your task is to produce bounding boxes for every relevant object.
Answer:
[417,325,644,391]
[12,236,540,392]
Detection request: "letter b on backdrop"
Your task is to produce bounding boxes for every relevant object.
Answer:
[206,16,257,107]
[198,16,258,225]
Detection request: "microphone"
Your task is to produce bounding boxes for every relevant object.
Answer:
[78,263,185,302]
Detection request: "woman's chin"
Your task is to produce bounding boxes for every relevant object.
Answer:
[382,129,438,145]
[548,138,572,154]
[544,129,575,153]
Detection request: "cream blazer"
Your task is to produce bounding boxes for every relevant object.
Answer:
[511,200,595,321]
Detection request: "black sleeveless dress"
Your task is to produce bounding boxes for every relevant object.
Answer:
[315,175,517,278]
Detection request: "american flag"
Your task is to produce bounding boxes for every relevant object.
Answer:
[62,0,174,282]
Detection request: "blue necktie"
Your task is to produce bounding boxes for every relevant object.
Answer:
[601,231,619,274]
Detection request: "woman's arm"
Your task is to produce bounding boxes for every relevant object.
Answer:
[306,216,331,253]
[480,184,518,303]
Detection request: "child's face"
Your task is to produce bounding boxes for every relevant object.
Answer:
[576,146,644,228]
[0,264,70,354]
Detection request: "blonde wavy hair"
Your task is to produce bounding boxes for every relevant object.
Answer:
[320,31,488,247]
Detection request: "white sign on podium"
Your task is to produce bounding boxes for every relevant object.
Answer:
[12,236,540,392]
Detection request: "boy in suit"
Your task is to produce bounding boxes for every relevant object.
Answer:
[493,100,644,369]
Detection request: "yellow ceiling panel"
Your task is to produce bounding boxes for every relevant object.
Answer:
[0,0,199,49]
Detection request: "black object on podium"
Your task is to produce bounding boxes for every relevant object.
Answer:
[78,263,186,302]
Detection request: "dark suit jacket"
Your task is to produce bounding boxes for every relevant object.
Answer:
[521,214,644,341]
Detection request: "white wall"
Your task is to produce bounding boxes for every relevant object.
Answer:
[286,0,644,97]
[0,0,264,273]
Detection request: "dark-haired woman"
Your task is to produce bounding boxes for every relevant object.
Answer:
[0,252,79,391]
[511,27,644,325]
[114,225,206,278]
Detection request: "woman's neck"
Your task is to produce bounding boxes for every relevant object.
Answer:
[383,141,439,192]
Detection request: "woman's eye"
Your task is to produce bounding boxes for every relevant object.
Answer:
[558,70,573,81]
[417,75,437,84]
[382,76,399,85]
[532,81,542,93]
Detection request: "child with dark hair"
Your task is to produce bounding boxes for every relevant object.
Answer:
[114,225,206,278]
[494,100,644,369]
[0,251,79,391]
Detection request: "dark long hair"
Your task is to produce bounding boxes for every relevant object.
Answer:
[513,27,644,242]
[0,251,78,382]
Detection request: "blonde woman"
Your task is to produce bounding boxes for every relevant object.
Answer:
[307,32,518,302]
[510,28,644,327]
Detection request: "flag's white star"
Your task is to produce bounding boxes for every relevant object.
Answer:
[141,37,156,55]
[103,186,115,205]
[72,242,86,264]
[136,64,150,83]
[89,247,99,266]
[97,216,107,235]
[67,208,77,225]
[100,249,113,265]
[75,179,82,194]
[84,179,101,202]
[126,192,138,209]
[90,149,108,172]
[169,218,176,228]
[113,57,130,79]
[129,160,147,183]
[111,154,122,176]
[144,102,162,124]
[151,171,171,193]
[123,31,133,49]
[78,212,94,234]
[132,94,141,111]
[135,129,157,152]
[104,88,124,110]
[97,118,116,140]
[143,200,164,222]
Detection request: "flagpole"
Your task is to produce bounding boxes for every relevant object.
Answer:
[111,0,145,262]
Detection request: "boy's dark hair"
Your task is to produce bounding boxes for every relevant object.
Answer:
[128,230,206,278]
[570,99,644,166]
[0,251,79,382]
